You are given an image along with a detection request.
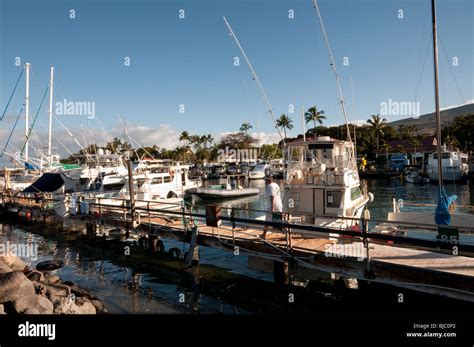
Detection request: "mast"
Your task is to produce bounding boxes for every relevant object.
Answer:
[48,66,55,167]
[24,62,30,165]
[431,0,443,186]
[223,16,285,144]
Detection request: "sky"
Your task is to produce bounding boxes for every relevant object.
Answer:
[0,0,473,162]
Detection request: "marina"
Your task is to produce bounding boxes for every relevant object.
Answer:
[0,2,473,344]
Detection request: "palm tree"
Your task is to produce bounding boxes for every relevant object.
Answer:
[367,114,388,152]
[276,114,294,139]
[179,131,190,148]
[239,123,252,135]
[305,106,326,140]
[201,134,214,149]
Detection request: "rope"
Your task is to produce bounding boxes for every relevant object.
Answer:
[1,68,24,122]
[1,104,25,158]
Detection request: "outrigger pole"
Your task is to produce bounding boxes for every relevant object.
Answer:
[223,16,285,145]
[311,0,353,147]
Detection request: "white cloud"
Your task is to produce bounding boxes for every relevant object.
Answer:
[440,99,474,111]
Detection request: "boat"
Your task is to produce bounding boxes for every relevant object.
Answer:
[283,137,372,236]
[248,163,270,180]
[405,168,430,184]
[426,146,469,182]
[188,177,259,200]
[270,158,284,178]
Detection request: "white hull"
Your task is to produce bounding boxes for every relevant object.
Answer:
[427,169,465,182]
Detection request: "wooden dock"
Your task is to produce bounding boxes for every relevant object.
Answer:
[2,193,474,303]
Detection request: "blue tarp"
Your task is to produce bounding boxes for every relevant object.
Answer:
[24,162,36,171]
[435,188,457,225]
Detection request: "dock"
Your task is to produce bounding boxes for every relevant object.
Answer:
[1,193,474,303]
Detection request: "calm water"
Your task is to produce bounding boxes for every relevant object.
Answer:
[0,178,473,313]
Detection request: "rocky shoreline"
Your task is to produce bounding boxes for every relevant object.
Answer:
[0,255,107,314]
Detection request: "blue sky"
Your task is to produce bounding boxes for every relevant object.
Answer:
[0,0,472,156]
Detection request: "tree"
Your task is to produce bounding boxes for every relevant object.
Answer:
[305,106,326,140]
[179,131,191,148]
[201,134,214,149]
[276,114,294,139]
[239,123,252,135]
[367,114,388,152]
[398,124,418,140]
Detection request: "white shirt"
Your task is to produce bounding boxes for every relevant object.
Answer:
[266,182,283,212]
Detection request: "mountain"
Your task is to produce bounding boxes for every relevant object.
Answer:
[388,102,474,135]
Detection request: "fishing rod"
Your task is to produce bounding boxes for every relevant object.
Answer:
[223,16,285,145]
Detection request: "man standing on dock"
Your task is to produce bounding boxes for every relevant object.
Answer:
[262,176,283,240]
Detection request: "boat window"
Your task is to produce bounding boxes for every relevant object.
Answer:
[350,187,361,201]
[326,191,342,208]
[442,153,451,159]
[151,177,163,185]
[163,176,172,183]
[103,183,124,191]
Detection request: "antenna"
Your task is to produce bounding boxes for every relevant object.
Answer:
[223,16,285,144]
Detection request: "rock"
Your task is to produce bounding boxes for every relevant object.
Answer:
[90,299,107,314]
[62,281,92,299]
[0,304,5,314]
[43,273,60,284]
[23,308,40,314]
[36,260,64,272]
[32,282,46,296]
[13,294,53,314]
[0,262,12,274]
[0,271,35,304]
[43,283,70,304]
[0,255,27,272]
[53,297,96,314]
[26,269,44,282]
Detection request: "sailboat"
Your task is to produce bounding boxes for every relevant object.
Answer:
[385,0,474,232]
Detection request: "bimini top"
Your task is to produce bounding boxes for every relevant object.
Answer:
[23,173,65,193]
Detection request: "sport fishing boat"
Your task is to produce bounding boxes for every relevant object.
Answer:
[283,137,372,234]
[426,146,469,182]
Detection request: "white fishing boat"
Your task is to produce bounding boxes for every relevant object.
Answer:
[426,146,469,182]
[270,158,284,178]
[248,163,270,180]
[283,137,372,235]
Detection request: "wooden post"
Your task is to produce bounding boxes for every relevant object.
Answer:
[186,225,199,266]
[273,260,289,286]
[86,222,96,239]
[127,160,135,226]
